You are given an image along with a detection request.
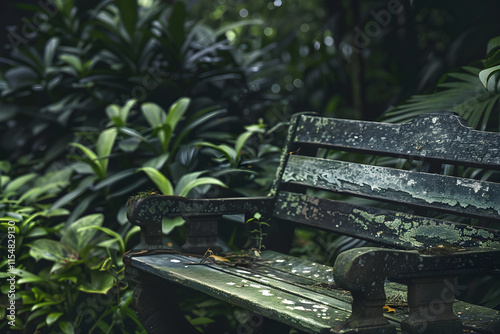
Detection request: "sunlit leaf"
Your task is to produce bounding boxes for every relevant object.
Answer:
[141,102,166,129]
[178,177,227,197]
[59,54,82,72]
[46,312,64,326]
[70,143,103,178]
[96,127,118,176]
[136,167,173,195]
[58,320,75,334]
[235,131,255,163]
[479,65,500,88]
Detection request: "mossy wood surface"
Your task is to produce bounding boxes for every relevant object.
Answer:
[126,251,500,333]
[282,155,500,220]
[274,192,500,250]
[294,113,500,168]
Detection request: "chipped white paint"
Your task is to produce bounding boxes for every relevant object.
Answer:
[236,269,251,274]
[258,289,273,296]
[170,259,181,263]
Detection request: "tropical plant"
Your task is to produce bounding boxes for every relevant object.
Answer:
[0,0,283,170]
[381,35,500,131]
[0,161,143,333]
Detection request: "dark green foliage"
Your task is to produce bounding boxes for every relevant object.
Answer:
[2,0,500,332]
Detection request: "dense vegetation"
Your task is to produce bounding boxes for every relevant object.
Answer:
[1,1,499,333]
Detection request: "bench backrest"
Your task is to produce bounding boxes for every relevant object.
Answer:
[270,112,500,250]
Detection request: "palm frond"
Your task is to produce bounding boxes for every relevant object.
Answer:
[382,66,500,130]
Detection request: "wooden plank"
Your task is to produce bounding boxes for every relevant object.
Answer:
[282,154,500,220]
[127,253,352,334]
[273,191,500,249]
[293,113,500,168]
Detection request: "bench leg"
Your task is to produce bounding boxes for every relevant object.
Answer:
[401,277,463,334]
[334,287,396,334]
[133,280,199,334]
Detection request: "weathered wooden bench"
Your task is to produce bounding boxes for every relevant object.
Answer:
[124,112,500,334]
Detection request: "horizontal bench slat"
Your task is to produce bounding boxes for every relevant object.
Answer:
[127,251,500,332]
[128,253,353,334]
[282,155,500,219]
[273,191,500,249]
[294,114,500,167]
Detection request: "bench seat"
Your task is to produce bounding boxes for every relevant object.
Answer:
[126,250,500,333]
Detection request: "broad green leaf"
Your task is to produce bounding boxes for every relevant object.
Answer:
[162,216,185,235]
[141,102,166,128]
[44,37,59,68]
[59,320,75,334]
[70,143,103,178]
[61,214,104,253]
[158,125,171,152]
[5,173,37,192]
[78,225,125,253]
[174,171,205,196]
[77,270,115,294]
[46,312,64,326]
[197,142,236,165]
[118,137,140,152]
[166,98,190,131]
[235,131,255,162]
[59,54,82,72]
[105,104,123,127]
[479,64,500,88]
[31,301,62,312]
[96,127,118,176]
[178,177,227,197]
[136,167,173,195]
[29,239,78,263]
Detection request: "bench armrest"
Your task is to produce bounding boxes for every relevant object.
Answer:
[127,195,274,251]
[332,247,500,331]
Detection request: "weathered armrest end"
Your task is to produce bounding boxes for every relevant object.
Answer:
[333,247,500,333]
[126,195,275,253]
